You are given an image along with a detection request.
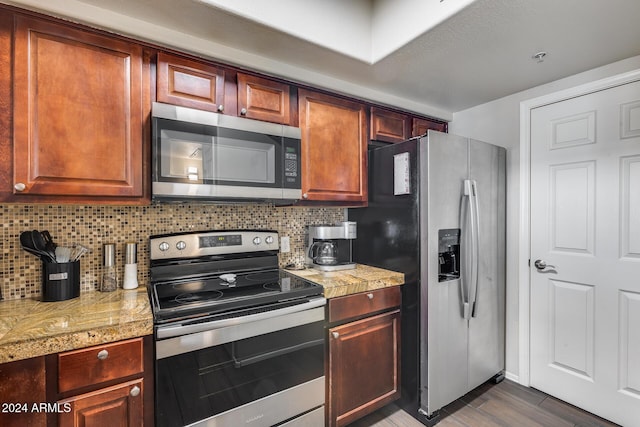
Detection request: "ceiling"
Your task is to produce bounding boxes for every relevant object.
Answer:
[6,0,640,121]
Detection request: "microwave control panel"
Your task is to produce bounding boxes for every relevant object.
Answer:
[283,138,301,188]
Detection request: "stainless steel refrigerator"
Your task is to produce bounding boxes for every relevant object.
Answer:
[348,131,506,425]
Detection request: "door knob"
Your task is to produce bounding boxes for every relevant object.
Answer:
[534,259,556,271]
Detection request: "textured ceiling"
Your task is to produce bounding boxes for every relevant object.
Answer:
[5,0,640,120]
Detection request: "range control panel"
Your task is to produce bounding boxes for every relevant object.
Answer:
[150,230,279,260]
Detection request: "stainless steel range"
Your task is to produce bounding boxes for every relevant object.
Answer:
[149,230,326,427]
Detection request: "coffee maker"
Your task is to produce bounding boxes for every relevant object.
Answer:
[306,221,357,271]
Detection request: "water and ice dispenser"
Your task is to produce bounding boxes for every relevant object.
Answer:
[438,229,460,282]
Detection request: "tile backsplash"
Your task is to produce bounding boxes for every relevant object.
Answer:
[0,204,344,301]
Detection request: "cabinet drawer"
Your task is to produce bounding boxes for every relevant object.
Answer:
[58,338,144,393]
[328,286,401,324]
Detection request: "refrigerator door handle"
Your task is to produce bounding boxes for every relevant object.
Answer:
[464,179,480,319]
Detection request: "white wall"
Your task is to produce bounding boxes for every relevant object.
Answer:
[449,54,640,381]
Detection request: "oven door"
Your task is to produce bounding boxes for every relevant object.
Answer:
[155,299,325,427]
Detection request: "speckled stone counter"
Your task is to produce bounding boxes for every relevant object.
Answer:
[286,264,404,298]
[0,289,153,363]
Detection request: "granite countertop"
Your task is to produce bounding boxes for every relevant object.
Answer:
[0,288,153,364]
[286,264,404,298]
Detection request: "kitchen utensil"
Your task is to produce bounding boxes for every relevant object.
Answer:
[70,244,90,262]
[41,230,57,254]
[20,231,54,262]
[55,246,72,263]
[31,230,56,262]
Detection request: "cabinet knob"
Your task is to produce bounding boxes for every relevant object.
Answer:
[130,385,141,397]
[332,331,339,339]
[240,108,247,115]
[302,193,308,199]
[217,104,224,113]
[14,183,26,192]
[97,349,109,360]
[367,293,374,300]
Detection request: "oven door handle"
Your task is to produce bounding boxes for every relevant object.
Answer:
[155,297,327,360]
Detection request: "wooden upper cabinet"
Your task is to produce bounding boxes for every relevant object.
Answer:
[370,107,410,143]
[412,116,448,136]
[237,73,293,125]
[157,51,225,113]
[298,89,367,203]
[0,12,11,202]
[12,16,146,199]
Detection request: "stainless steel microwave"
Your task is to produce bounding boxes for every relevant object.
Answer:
[151,102,302,204]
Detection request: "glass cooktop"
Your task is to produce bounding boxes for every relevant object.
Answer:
[151,269,322,322]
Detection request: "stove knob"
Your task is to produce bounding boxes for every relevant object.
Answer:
[265,236,274,245]
[159,242,170,252]
[253,236,262,245]
[176,241,187,251]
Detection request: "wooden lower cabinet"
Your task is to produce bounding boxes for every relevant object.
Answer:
[326,288,401,427]
[0,336,153,427]
[53,337,152,427]
[58,379,143,427]
[0,356,47,427]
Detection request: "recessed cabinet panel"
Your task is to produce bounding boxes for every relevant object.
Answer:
[13,16,144,198]
[58,379,144,427]
[157,51,225,112]
[412,117,447,136]
[298,89,367,202]
[370,107,409,143]
[328,309,401,427]
[0,357,46,427]
[237,73,292,124]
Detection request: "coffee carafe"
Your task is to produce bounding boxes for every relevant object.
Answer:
[308,240,338,265]
[306,221,356,271]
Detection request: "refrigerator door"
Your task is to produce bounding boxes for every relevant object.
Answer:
[421,131,470,414]
[467,139,506,391]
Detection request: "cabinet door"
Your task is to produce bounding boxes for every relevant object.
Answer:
[157,51,225,113]
[298,89,367,203]
[237,73,293,124]
[13,16,145,199]
[0,357,46,427]
[58,379,144,427]
[412,117,448,136]
[327,310,401,427]
[370,107,410,143]
[0,12,11,201]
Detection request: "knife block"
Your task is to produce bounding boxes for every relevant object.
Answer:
[42,261,80,302]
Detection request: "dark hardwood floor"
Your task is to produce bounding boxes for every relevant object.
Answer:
[348,380,620,427]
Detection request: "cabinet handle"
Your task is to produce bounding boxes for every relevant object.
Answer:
[130,385,141,397]
[240,108,247,115]
[302,193,308,199]
[97,349,109,360]
[14,183,26,192]
[367,293,374,300]
[217,105,224,113]
[332,331,339,339]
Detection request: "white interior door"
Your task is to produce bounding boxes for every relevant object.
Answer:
[530,79,640,427]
